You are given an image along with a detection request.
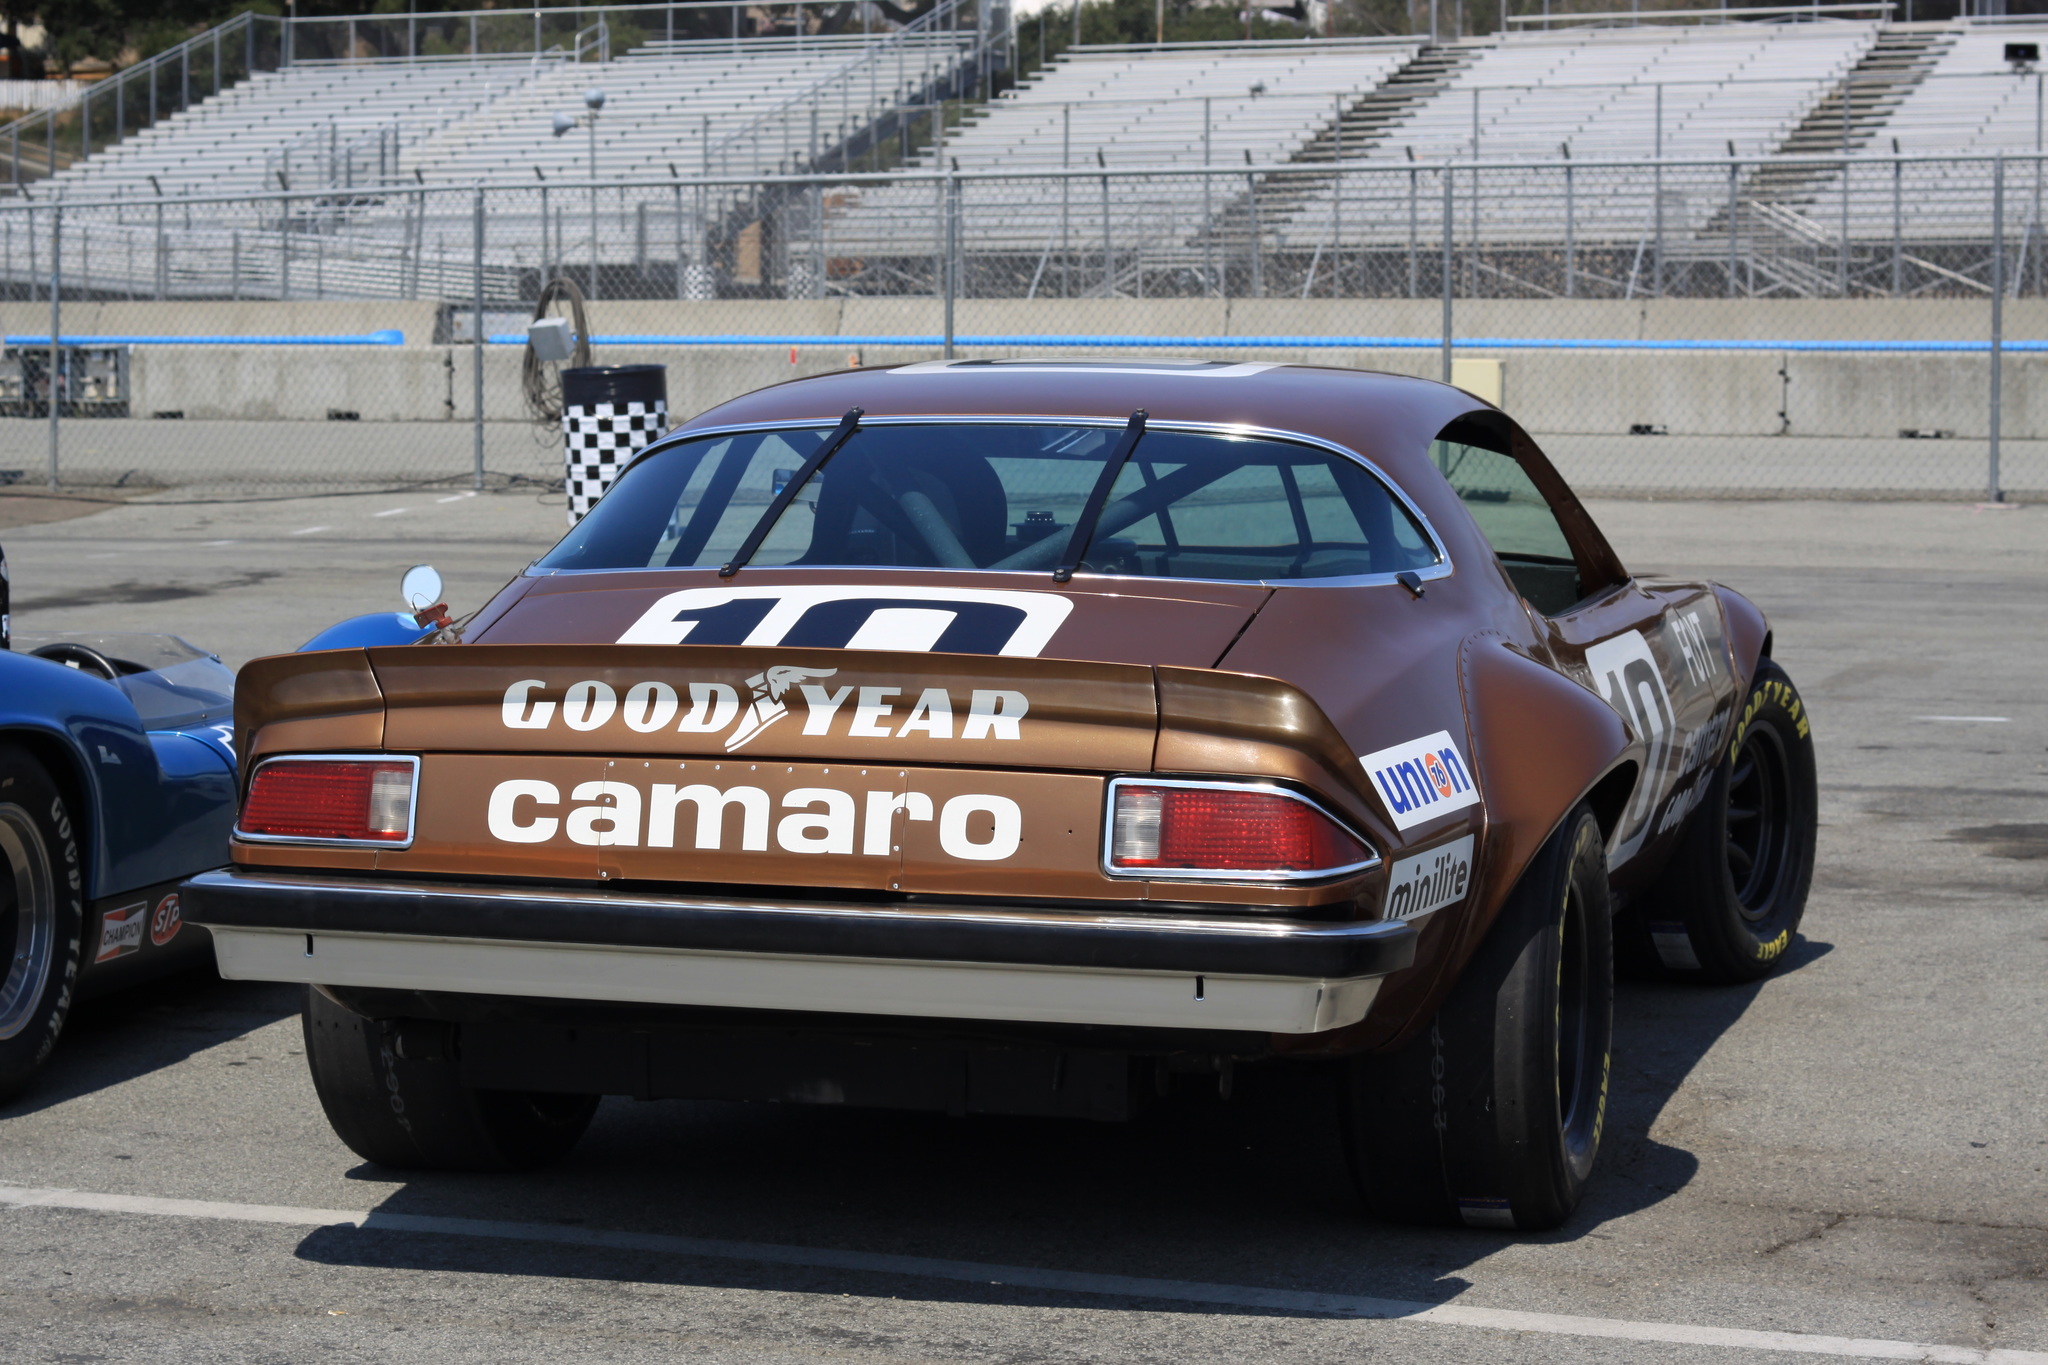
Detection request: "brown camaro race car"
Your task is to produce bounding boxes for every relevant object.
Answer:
[184,358,1816,1230]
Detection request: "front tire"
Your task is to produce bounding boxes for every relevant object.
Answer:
[1626,658,1817,983]
[301,986,598,1171]
[0,744,85,1104]
[1344,805,1614,1231]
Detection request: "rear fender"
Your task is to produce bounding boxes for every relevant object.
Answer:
[1279,633,1637,1057]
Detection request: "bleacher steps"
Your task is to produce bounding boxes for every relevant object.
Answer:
[1200,42,1482,241]
[1747,24,1956,202]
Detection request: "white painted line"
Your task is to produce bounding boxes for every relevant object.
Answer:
[1914,716,2011,724]
[289,526,329,536]
[201,539,238,547]
[0,1183,2038,1363]
[436,492,476,503]
[373,508,410,518]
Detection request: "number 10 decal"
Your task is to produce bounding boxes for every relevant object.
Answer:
[1583,629,1675,866]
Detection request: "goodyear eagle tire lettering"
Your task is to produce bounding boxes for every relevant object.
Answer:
[0,743,85,1103]
[1342,804,1614,1230]
[1622,659,1817,984]
[301,986,598,1171]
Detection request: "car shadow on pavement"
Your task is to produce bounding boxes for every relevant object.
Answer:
[291,937,1832,1314]
[0,968,301,1121]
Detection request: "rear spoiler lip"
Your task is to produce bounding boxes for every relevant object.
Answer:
[184,868,1418,981]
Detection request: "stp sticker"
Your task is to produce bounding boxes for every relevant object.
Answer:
[95,902,147,963]
[1360,731,1480,831]
[1385,834,1476,921]
[149,894,184,948]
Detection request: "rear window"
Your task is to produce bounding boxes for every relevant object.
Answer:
[537,422,1441,583]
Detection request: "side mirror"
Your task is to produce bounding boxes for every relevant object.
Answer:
[401,565,444,613]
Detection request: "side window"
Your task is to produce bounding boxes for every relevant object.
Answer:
[1430,438,1584,615]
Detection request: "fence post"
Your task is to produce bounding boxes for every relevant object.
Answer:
[1101,157,1114,297]
[1727,154,1738,297]
[47,206,60,490]
[474,185,487,492]
[1247,166,1261,299]
[153,196,165,300]
[1989,154,2004,504]
[943,172,957,359]
[1441,166,1453,385]
[1892,150,1903,296]
[1566,152,1576,298]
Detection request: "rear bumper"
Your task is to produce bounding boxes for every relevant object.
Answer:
[184,868,1415,1035]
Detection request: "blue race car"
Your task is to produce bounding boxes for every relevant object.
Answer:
[0,539,239,1101]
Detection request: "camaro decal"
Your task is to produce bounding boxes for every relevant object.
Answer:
[484,778,1023,862]
[615,584,1074,657]
[1385,834,1476,921]
[500,673,1030,753]
[1360,731,1479,831]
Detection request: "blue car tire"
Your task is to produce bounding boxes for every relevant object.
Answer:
[0,744,85,1102]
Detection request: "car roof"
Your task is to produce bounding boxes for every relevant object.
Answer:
[672,360,1493,499]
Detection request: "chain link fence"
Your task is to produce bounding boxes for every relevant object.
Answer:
[0,153,2038,498]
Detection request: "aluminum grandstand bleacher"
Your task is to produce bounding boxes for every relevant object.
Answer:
[6,7,2046,303]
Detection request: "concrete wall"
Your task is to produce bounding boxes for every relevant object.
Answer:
[125,341,2035,442]
[62,294,2031,441]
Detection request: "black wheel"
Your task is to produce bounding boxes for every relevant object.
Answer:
[301,986,598,1171]
[0,744,85,1103]
[1626,659,1817,984]
[1343,804,1614,1231]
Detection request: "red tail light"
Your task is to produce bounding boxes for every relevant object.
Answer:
[1106,780,1375,880]
[239,757,417,845]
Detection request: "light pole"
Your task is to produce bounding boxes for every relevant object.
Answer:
[552,87,606,297]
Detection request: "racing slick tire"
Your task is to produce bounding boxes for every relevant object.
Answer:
[301,986,598,1171]
[0,744,85,1104]
[1621,658,1817,985]
[1342,804,1613,1231]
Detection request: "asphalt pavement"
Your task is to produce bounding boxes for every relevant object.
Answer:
[0,488,2042,1365]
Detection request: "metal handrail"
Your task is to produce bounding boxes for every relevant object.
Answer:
[703,0,982,174]
[0,11,279,184]
[572,20,611,64]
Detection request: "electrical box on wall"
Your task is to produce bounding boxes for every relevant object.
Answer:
[1451,357,1504,408]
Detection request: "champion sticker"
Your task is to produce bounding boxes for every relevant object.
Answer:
[1360,731,1480,831]
[149,894,184,948]
[95,902,147,963]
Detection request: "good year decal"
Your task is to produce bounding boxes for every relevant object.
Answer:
[485,778,1023,862]
[501,669,1030,755]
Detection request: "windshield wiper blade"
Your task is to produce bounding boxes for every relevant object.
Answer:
[718,406,862,578]
[1053,409,1146,583]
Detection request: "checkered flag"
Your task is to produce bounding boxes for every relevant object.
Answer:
[563,399,667,524]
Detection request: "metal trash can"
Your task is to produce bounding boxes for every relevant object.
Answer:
[562,364,668,524]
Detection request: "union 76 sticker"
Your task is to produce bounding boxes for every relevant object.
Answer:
[1360,731,1480,831]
